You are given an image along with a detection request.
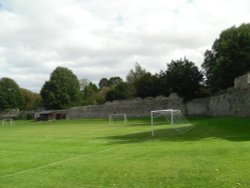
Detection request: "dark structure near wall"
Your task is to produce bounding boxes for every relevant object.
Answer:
[35,110,68,121]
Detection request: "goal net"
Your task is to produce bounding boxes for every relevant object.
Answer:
[109,114,127,125]
[150,109,192,136]
[2,118,15,126]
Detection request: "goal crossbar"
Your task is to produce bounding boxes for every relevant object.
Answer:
[109,113,127,124]
[2,118,15,126]
[150,109,181,136]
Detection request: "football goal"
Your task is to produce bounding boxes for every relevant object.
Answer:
[2,118,15,126]
[150,109,192,136]
[109,113,127,125]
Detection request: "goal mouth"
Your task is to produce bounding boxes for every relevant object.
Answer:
[2,118,15,126]
[150,109,193,136]
[109,114,128,125]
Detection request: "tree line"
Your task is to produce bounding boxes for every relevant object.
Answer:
[1,23,250,111]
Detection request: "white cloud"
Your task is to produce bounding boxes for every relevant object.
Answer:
[0,0,250,92]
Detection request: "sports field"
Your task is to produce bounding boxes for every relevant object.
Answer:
[0,117,250,188]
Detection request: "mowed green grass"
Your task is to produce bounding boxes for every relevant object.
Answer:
[0,117,250,188]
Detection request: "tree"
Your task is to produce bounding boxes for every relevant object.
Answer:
[161,58,204,101]
[79,78,90,91]
[126,63,147,83]
[105,82,129,101]
[0,77,24,111]
[109,77,123,86]
[126,63,148,97]
[98,78,109,89]
[202,23,250,91]
[98,77,123,89]
[40,67,81,109]
[158,70,171,96]
[81,82,99,105]
[134,73,161,98]
[21,88,41,110]
[97,77,124,103]
[92,86,112,105]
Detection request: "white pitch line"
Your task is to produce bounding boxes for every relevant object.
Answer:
[0,128,159,180]
[0,145,122,179]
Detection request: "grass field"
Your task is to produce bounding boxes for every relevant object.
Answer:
[0,117,250,188]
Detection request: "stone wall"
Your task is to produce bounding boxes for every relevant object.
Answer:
[185,98,209,115]
[67,94,185,119]
[0,109,20,120]
[186,87,250,117]
[67,73,250,119]
[234,72,250,89]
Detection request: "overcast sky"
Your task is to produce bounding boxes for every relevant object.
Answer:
[1,0,250,92]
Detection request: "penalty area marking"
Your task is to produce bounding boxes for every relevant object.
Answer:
[0,145,123,179]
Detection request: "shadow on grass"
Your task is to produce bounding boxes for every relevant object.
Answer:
[104,117,250,144]
[111,117,151,127]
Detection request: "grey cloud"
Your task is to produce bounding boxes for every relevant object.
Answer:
[1,0,250,92]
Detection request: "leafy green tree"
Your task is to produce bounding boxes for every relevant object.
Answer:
[81,82,99,105]
[97,76,124,103]
[105,82,129,101]
[0,77,24,111]
[83,82,98,98]
[202,23,250,91]
[109,77,123,86]
[126,63,147,97]
[158,70,171,96]
[20,88,41,110]
[93,87,112,105]
[98,77,123,89]
[126,63,147,83]
[79,78,90,91]
[134,73,161,98]
[161,58,204,101]
[98,78,109,89]
[40,67,81,109]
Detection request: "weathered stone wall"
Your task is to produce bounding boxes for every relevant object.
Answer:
[209,88,250,116]
[67,94,185,119]
[185,98,209,115]
[186,87,250,117]
[67,73,250,119]
[0,109,20,120]
[234,72,250,89]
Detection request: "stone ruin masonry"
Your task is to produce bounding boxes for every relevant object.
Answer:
[67,94,185,119]
[67,73,250,119]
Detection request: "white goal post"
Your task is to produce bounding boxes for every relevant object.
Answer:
[150,109,181,136]
[109,113,127,125]
[2,118,15,126]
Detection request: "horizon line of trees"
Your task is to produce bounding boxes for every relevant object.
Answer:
[1,23,250,111]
